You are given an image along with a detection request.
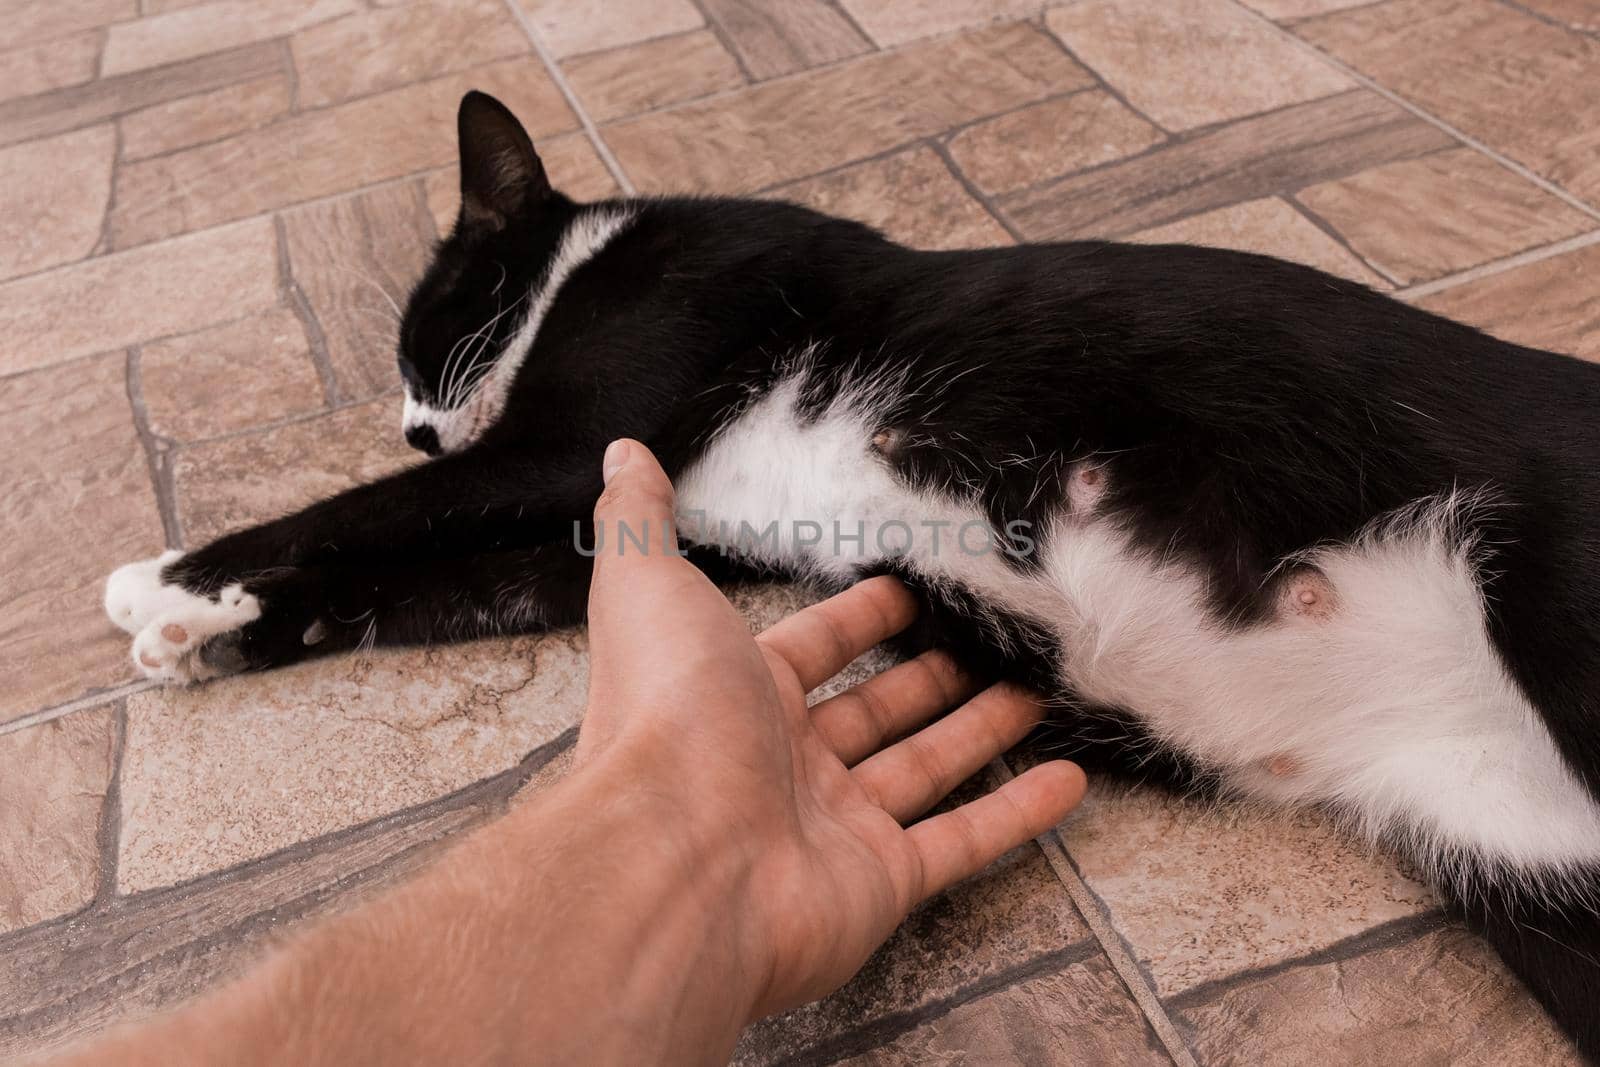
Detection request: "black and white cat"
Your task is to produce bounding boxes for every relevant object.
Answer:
[106,91,1600,1051]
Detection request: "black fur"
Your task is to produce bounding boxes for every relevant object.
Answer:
[163,93,1600,1053]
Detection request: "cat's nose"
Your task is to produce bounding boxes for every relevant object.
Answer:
[405,423,442,456]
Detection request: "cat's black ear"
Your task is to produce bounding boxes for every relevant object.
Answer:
[457,91,550,231]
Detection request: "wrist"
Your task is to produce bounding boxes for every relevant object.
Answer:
[497,750,771,1061]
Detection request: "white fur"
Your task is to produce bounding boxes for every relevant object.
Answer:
[104,550,187,634]
[105,556,260,683]
[129,581,260,684]
[403,209,636,453]
[676,372,1600,886]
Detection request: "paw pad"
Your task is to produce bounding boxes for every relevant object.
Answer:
[129,581,261,684]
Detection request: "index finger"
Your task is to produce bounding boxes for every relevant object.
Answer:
[757,576,916,692]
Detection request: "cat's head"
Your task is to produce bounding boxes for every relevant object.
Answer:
[396,91,587,456]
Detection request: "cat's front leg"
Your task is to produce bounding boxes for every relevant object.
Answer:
[115,545,596,683]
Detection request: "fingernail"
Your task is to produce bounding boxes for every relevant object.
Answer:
[602,439,630,484]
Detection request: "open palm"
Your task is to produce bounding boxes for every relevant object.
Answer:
[580,440,1087,1018]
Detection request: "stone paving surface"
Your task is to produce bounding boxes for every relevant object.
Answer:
[2,0,1597,1062]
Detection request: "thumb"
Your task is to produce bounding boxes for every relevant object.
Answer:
[588,437,682,605]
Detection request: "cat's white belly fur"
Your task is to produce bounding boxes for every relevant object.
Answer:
[676,375,1600,881]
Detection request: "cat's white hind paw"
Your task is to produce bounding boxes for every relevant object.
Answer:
[105,550,188,634]
[130,582,261,684]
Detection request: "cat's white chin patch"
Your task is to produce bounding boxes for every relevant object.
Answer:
[105,550,187,634]
[130,582,260,684]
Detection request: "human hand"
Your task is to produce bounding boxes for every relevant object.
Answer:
[576,438,1087,1022]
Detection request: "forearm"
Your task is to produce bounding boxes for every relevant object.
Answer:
[48,757,760,1067]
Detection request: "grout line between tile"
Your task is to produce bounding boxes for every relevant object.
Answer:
[1162,908,1450,1013]
[0,681,157,738]
[94,701,129,903]
[499,0,637,196]
[93,25,108,79]
[746,84,1099,201]
[1228,0,1600,225]
[1278,0,1391,27]
[168,388,402,453]
[569,14,1088,142]
[274,213,343,406]
[125,345,184,548]
[771,943,1106,1067]
[991,759,1200,1067]
[824,0,881,53]
[1396,227,1600,301]
[683,0,761,83]
[1283,192,1402,286]
[279,34,301,114]
[111,725,578,901]
[1500,0,1600,38]
[94,123,123,256]
[1033,11,1172,136]
[926,137,1028,244]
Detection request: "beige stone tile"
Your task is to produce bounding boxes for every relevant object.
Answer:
[1047,0,1351,132]
[1297,0,1600,206]
[1000,90,1456,240]
[771,146,1011,250]
[1236,0,1380,18]
[119,73,291,162]
[0,124,114,282]
[279,183,437,402]
[945,89,1165,196]
[118,632,587,890]
[831,955,1169,1066]
[0,31,102,105]
[737,781,1091,1063]
[0,356,163,723]
[0,217,278,377]
[1297,148,1594,284]
[110,58,575,249]
[607,23,1091,194]
[140,309,324,442]
[0,802,487,1059]
[839,0,1049,47]
[1172,925,1582,1065]
[101,0,358,76]
[1130,196,1389,287]
[1057,784,1434,997]
[0,0,133,52]
[563,30,745,123]
[173,398,413,544]
[0,708,116,934]
[0,39,282,150]
[291,0,528,110]
[516,0,703,59]
[1518,0,1600,32]
[422,133,621,234]
[699,0,871,80]
[1417,240,1600,361]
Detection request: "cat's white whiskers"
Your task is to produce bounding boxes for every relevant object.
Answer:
[330,264,404,322]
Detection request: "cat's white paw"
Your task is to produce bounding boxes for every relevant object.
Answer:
[130,582,261,684]
[105,550,187,634]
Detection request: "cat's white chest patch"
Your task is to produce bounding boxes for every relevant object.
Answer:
[676,373,1600,884]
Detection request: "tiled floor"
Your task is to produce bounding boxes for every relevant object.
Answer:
[2,0,1598,1062]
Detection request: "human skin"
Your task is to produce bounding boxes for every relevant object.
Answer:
[46,440,1086,1067]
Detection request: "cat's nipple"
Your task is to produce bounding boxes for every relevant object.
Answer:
[870,428,901,457]
[1262,753,1301,779]
[1282,566,1336,620]
[1065,461,1106,514]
